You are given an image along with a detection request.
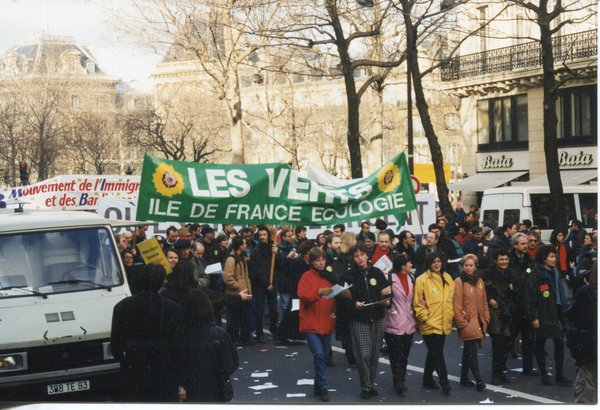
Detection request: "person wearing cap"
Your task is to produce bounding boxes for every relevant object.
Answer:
[174,238,193,262]
[462,226,486,266]
[200,226,217,264]
[154,234,166,250]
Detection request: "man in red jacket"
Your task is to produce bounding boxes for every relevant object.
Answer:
[298,247,345,402]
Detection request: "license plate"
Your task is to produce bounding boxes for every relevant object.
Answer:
[47,380,90,395]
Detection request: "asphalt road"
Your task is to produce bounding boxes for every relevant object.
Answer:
[230,328,578,405]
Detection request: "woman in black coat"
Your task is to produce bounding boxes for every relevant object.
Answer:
[182,288,239,402]
[482,249,518,385]
[527,245,571,387]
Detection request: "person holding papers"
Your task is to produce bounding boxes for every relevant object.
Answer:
[383,254,417,395]
[297,247,339,402]
[370,231,398,272]
[346,243,392,400]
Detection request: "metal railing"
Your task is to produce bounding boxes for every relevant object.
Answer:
[441,29,597,81]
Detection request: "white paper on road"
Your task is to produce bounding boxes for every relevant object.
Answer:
[251,372,269,377]
[373,255,393,273]
[205,263,223,274]
[286,393,306,398]
[480,398,494,403]
[291,299,300,311]
[296,379,314,386]
[249,382,278,390]
[323,283,353,299]
[414,340,423,344]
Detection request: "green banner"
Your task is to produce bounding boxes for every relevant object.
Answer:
[135,153,417,226]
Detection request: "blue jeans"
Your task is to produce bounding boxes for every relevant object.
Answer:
[305,333,331,390]
[279,292,290,317]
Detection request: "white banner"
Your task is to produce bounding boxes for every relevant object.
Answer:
[0,175,140,210]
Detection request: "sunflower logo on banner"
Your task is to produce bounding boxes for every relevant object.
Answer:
[152,163,184,197]
[377,162,401,193]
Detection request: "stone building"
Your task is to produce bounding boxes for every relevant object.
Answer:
[441,3,597,210]
[0,35,151,180]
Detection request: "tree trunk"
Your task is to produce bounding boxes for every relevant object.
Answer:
[404,19,453,221]
[539,23,567,230]
[222,2,245,164]
[226,71,245,164]
[345,74,363,178]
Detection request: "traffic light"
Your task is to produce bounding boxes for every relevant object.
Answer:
[18,162,29,185]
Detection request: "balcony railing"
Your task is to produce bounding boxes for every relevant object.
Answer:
[441,29,597,81]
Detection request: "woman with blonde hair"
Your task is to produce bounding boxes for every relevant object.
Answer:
[340,231,357,254]
[453,254,490,392]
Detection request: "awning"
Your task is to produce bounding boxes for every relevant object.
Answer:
[514,169,598,186]
[448,171,528,192]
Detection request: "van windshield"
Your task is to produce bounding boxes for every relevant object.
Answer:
[0,227,123,297]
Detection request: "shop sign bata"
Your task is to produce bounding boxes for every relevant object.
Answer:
[136,153,418,225]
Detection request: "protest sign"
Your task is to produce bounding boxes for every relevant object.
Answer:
[0,175,140,210]
[136,237,172,274]
[136,152,417,226]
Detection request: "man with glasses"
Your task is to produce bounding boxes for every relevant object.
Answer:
[527,232,541,259]
[396,230,416,260]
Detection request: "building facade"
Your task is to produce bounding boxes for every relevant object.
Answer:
[441,3,597,208]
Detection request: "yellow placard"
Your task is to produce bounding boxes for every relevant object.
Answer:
[136,237,172,274]
[414,164,451,183]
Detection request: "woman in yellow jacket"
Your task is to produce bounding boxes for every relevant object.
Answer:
[413,251,455,395]
[453,254,490,392]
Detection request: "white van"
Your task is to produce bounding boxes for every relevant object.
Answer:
[480,184,597,241]
[0,208,130,399]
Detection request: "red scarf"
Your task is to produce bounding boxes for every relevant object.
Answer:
[371,245,389,264]
[397,271,409,295]
[557,242,568,272]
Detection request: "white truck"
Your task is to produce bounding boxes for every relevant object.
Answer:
[0,208,130,399]
[479,184,597,241]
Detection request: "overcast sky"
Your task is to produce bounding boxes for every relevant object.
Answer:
[0,0,161,89]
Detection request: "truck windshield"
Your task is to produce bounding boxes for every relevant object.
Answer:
[0,227,123,296]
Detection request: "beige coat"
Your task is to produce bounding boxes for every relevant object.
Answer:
[453,276,490,341]
[222,254,252,295]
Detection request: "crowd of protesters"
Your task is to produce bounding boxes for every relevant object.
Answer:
[111,206,598,403]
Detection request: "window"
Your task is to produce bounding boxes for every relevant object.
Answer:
[86,61,95,73]
[483,210,499,229]
[531,193,576,229]
[503,209,520,226]
[579,193,597,229]
[477,95,528,150]
[557,85,597,145]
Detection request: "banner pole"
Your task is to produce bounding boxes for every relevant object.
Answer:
[268,225,278,288]
[414,204,425,242]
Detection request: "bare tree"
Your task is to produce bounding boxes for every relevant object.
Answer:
[504,0,597,230]
[392,0,506,220]
[0,84,26,185]
[117,0,271,164]
[65,112,121,174]
[21,79,70,181]
[126,107,220,162]
[264,0,406,178]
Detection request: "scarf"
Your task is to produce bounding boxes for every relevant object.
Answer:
[460,272,480,286]
[556,242,568,273]
[371,246,389,264]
